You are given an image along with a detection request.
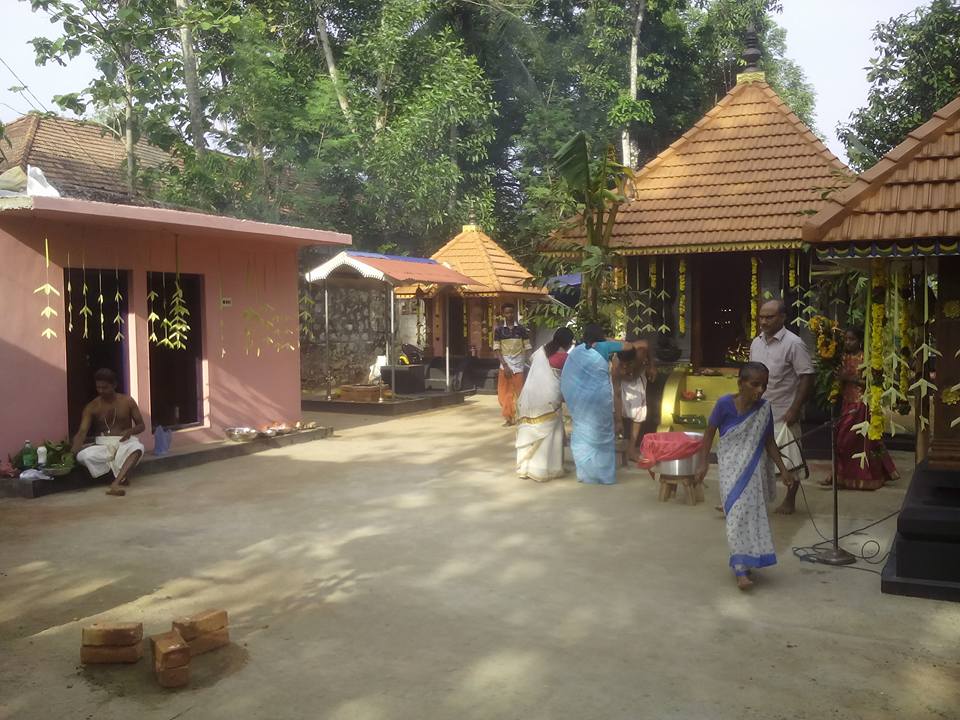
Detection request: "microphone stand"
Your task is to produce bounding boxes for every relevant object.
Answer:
[815,404,856,566]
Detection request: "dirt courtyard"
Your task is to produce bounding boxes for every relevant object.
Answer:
[1,395,958,720]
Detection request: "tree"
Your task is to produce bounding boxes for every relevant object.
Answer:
[28,0,177,194]
[551,131,633,325]
[839,0,960,170]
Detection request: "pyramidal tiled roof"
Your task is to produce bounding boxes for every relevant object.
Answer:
[0,114,174,203]
[428,224,546,296]
[803,94,960,244]
[551,80,851,255]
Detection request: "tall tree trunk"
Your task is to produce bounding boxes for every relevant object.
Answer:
[175,0,206,156]
[123,70,136,197]
[620,0,646,168]
[315,6,355,133]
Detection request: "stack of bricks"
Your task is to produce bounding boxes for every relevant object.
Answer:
[173,609,230,657]
[151,630,191,688]
[80,623,144,664]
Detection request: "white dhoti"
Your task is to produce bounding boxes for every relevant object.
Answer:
[77,436,144,478]
[774,422,804,472]
[620,376,647,423]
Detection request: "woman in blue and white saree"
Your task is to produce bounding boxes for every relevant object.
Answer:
[560,325,649,485]
[696,362,796,590]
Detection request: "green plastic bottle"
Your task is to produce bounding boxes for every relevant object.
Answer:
[21,441,37,469]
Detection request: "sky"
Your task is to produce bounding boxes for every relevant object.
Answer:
[0,0,930,165]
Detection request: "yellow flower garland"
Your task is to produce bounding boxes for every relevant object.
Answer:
[788,251,797,289]
[750,257,759,336]
[648,257,657,290]
[678,258,687,336]
[868,260,887,440]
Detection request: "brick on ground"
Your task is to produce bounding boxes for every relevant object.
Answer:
[156,665,190,689]
[188,626,230,656]
[151,630,190,671]
[80,643,143,664]
[82,622,143,647]
[172,609,228,641]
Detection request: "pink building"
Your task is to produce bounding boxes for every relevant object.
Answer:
[0,195,350,455]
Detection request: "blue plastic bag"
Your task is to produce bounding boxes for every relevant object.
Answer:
[153,426,172,456]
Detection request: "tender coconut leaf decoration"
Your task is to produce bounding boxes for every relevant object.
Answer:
[97,270,105,341]
[113,265,124,342]
[79,256,92,339]
[66,252,73,333]
[34,238,60,340]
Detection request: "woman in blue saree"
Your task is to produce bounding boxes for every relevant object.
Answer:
[560,325,649,485]
[695,362,796,590]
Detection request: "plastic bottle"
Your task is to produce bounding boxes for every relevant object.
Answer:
[36,445,48,467]
[21,441,37,469]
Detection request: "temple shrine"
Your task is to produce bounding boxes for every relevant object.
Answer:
[804,93,960,601]
[396,223,547,364]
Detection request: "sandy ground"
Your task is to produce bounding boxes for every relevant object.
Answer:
[1,395,958,720]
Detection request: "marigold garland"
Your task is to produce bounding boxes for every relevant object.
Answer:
[788,251,797,289]
[809,315,842,405]
[868,260,887,440]
[648,257,657,290]
[678,258,687,336]
[750,256,759,336]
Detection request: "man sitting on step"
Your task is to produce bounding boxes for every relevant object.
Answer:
[70,368,146,497]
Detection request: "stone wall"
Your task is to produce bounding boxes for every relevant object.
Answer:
[300,283,390,390]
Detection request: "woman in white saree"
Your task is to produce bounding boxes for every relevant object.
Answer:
[516,328,574,482]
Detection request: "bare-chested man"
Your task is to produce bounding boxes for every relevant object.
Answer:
[70,368,146,496]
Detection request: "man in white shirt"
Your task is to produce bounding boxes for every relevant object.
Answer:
[749,299,814,514]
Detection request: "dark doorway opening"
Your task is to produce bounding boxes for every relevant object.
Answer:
[448,296,467,356]
[65,268,129,438]
[695,253,752,367]
[147,272,204,431]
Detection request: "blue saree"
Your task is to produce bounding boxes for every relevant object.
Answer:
[709,395,778,575]
[560,343,618,484]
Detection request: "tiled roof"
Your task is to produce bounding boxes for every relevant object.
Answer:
[428,225,546,296]
[550,81,851,255]
[803,94,960,244]
[0,114,174,203]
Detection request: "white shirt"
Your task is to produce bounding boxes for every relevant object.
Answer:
[749,327,814,423]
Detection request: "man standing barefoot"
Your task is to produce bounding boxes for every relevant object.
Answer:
[70,368,146,496]
[749,299,813,514]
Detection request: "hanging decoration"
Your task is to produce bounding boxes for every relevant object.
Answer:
[487,301,494,347]
[463,299,468,339]
[808,315,841,407]
[34,237,60,340]
[750,256,759,336]
[113,264,124,342]
[788,251,797,290]
[65,251,73,333]
[867,259,887,440]
[648,257,657,290]
[898,267,911,408]
[678,259,687,337]
[160,236,189,350]
[79,254,92,339]
[417,298,425,348]
[97,269,105,341]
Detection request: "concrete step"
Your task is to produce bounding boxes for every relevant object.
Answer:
[0,426,333,499]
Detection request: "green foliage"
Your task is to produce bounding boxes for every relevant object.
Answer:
[839,0,960,170]
[25,0,818,260]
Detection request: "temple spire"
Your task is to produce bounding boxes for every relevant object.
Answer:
[736,24,765,84]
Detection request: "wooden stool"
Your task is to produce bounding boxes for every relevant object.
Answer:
[656,473,704,505]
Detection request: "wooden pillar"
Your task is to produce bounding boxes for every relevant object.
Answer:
[928,255,960,470]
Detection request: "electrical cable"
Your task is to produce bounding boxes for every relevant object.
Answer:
[775,413,902,575]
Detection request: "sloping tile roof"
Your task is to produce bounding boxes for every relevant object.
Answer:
[550,81,851,255]
[429,224,546,296]
[802,94,960,244]
[305,251,476,285]
[0,114,174,203]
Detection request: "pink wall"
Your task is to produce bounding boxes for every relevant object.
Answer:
[0,216,305,456]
